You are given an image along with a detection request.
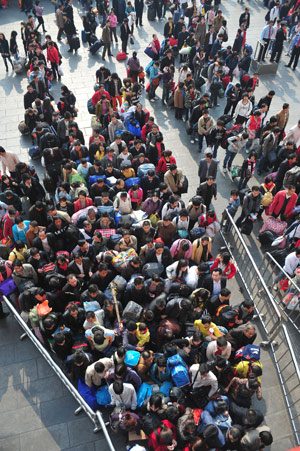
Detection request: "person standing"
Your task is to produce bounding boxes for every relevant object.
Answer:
[56,4,65,41]
[0,33,14,72]
[47,41,60,80]
[102,20,112,61]
[120,17,130,54]
[258,21,274,62]
[285,32,300,70]
[63,13,76,53]
[135,0,144,26]
[270,21,287,63]
[34,0,47,33]
[0,147,20,179]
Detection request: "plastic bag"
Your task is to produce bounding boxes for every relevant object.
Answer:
[58,65,64,76]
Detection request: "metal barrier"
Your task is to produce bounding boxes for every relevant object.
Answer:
[259,252,300,335]
[3,295,116,451]
[221,210,282,343]
[270,324,300,445]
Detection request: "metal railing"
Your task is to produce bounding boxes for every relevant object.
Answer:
[3,295,116,451]
[270,324,300,445]
[220,210,282,343]
[259,252,300,335]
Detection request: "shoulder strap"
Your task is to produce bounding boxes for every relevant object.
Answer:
[191,365,201,390]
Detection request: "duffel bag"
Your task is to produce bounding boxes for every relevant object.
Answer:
[259,217,287,236]
[137,163,155,178]
[122,300,143,322]
[142,262,164,278]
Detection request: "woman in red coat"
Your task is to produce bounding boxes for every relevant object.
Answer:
[73,192,93,213]
[210,252,237,280]
[46,41,60,81]
[268,186,297,221]
[156,150,177,178]
[148,420,177,451]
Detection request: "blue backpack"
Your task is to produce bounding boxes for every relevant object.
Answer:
[78,379,98,411]
[125,177,141,188]
[96,385,112,407]
[87,98,95,114]
[137,163,156,178]
[234,344,260,362]
[124,350,140,368]
[137,382,153,407]
[159,381,173,397]
[28,145,41,159]
[167,354,187,370]
[171,365,190,388]
[88,174,106,187]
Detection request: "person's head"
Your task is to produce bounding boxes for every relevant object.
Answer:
[113,379,124,395]
[212,268,222,282]
[228,426,243,443]
[244,324,256,338]
[206,176,214,186]
[67,274,78,288]
[286,184,296,196]
[68,302,79,318]
[201,314,212,328]
[205,152,213,163]
[251,186,260,197]
[126,320,137,334]
[216,336,228,352]
[149,394,162,411]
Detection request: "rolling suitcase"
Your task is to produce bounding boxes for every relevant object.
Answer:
[71,36,80,51]
[90,39,103,55]
[147,4,156,20]
[81,29,87,43]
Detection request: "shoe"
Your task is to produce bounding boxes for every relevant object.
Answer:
[214,158,220,163]
[198,149,202,153]
[0,312,9,319]
[292,67,296,71]
[68,49,73,53]
[162,100,166,105]
[257,171,261,175]
[261,59,266,62]
[285,64,291,67]
[270,59,274,63]
[195,137,199,141]
[214,104,220,107]
[108,53,113,56]
[150,98,155,102]
[58,75,61,80]
[190,139,195,144]
[223,168,227,173]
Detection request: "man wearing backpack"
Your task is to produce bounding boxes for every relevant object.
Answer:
[257,126,281,175]
[275,153,297,192]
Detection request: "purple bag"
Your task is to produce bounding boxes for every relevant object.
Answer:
[0,278,17,297]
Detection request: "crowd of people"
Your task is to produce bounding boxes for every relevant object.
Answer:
[1,0,300,450]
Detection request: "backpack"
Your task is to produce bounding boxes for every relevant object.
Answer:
[283,166,300,188]
[124,350,141,368]
[221,124,243,148]
[170,364,190,388]
[215,304,238,328]
[137,382,153,407]
[167,353,187,369]
[261,190,273,207]
[234,344,261,362]
[96,385,112,407]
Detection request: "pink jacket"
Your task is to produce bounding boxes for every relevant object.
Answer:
[107,14,117,28]
[128,187,143,205]
[170,239,193,259]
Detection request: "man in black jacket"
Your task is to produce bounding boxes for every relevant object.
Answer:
[141,170,160,200]
[239,7,250,28]
[275,153,297,191]
[160,49,175,71]
[63,13,76,53]
[235,186,262,228]
[120,18,130,54]
[24,85,38,109]
[89,263,115,291]
[62,274,84,306]
[203,268,227,297]
[270,22,287,63]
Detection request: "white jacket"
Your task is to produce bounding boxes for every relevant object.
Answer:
[109,382,137,410]
[234,100,252,119]
[113,192,132,214]
[206,340,232,361]
[85,357,113,387]
[284,124,300,147]
[270,5,280,21]
[283,252,300,275]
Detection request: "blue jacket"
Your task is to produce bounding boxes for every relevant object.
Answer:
[150,363,172,385]
[260,25,274,40]
[12,221,30,244]
[149,65,159,83]
[210,38,222,58]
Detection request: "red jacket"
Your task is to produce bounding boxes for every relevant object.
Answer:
[47,46,60,64]
[268,190,297,219]
[210,257,237,279]
[73,197,93,213]
[3,212,20,240]
[148,420,177,451]
[156,156,177,174]
[91,89,111,106]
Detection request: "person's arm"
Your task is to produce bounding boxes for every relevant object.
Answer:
[131,386,137,410]
[85,366,93,388]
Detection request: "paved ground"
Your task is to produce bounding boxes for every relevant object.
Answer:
[0,0,300,449]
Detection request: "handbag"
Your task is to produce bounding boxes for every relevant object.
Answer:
[144,47,154,59]
[130,36,134,45]
[152,77,160,86]
[0,277,17,297]
[58,65,64,76]
[189,367,209,408]
[240,218,253,235]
